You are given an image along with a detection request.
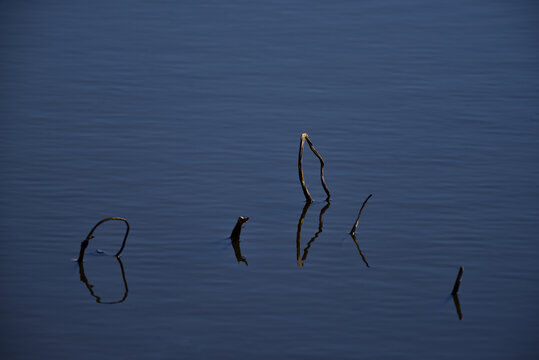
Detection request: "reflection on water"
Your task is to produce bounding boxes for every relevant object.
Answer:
[2,0,537,357]
[296,201,331,267]
[349,194,372,267]
[450,266,464,320]
[78,257,129,304]
[452,294,463,320]
[350,233,370,268]
[230,217,249,266]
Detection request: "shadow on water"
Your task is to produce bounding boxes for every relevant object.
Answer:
[296,201,331,267]
[230,217,249,266]
[78,256,129,304]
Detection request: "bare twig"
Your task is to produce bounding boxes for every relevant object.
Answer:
[350,194,373,235]
[298,133,331,202]
[451,266,464,295]
[77,217,130,263]
[304,135,331,201]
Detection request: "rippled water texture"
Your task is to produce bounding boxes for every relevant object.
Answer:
[1,1,538,359]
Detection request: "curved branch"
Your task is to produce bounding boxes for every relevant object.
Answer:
[298,133,312,202]
[298,133,331,202]
[77,217,130,263]
[304,135,331,201]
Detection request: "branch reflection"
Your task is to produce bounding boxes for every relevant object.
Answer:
[78,256,129,304]
[296,201,330,266]
[350,233,370,267]
[452,293,463,320]
[230,216,249,266]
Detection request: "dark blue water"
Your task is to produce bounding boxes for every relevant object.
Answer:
[1,1,538,359]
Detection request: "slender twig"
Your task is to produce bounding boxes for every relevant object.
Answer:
[350,194,373,235]
[77,217,130,263]
[78,256,129,304]
[451,266,464,295]
[298,133,331,202]
[304,135,331,201]
[298,133,312,202]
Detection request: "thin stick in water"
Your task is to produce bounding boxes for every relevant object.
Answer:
[451,266,464,295]
[298,133,312,203]
[304,135,331,201]
[350,194,373,235]
[298,133,331,202]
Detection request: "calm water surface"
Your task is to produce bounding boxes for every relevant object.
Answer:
[1,1,538,359]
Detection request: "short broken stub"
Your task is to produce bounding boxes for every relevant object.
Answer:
[230,216,249,266]
[76,217,130,263]
[231,216,249,240]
